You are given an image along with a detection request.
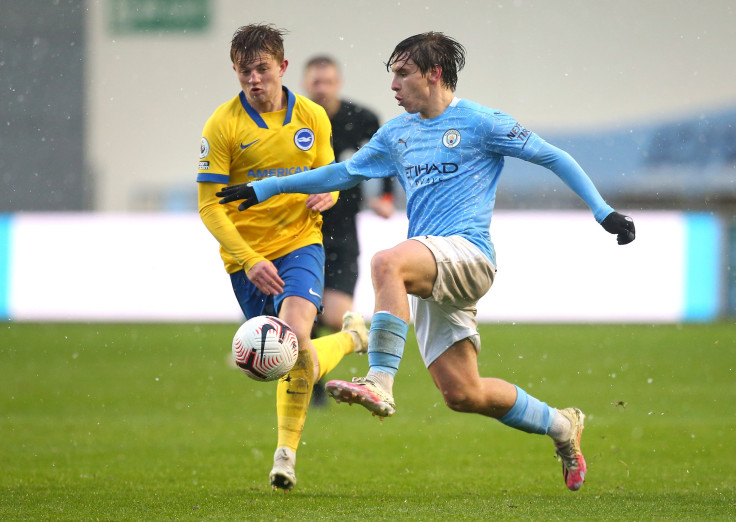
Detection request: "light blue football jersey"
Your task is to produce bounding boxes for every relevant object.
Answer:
[345,97,546,265]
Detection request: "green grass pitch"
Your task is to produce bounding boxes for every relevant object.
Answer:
[1,322,735,520]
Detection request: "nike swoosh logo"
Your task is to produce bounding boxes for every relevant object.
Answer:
[240,139,259,150]
[308,288,321,298]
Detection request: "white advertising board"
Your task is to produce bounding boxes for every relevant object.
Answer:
[1,211,715,323]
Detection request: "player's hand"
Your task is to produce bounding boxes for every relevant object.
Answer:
[305,193,336,212]
[247,260,284,296]
[601,211,636,245]
[216,183,259,211]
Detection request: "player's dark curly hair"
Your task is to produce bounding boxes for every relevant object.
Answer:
[230,23,287,66]
[386,32,466,91]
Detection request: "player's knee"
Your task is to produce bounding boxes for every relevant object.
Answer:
[441,386,477,413]
[370,249,400,281]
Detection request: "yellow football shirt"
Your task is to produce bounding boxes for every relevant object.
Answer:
[198,87,335,274]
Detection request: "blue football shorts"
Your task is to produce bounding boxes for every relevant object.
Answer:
[230,243,325,320]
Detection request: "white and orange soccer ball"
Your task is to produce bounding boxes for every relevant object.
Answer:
[232,316,299,382]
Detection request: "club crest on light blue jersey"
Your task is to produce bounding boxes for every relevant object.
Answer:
[442,129,461,148]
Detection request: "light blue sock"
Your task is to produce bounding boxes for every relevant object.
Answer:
[367,311,408,377]
[499,386,556,435]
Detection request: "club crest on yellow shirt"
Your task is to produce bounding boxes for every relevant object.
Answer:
[294,128,315,151]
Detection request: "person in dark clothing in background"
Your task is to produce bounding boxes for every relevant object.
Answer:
[303,55,394,405]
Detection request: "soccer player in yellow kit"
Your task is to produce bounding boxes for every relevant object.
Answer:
[197,23,368,492]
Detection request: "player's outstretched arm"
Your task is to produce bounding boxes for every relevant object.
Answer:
[529,142,635,245]
[217,162,364,212]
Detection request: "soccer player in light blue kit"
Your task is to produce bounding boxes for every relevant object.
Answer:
[218,32,636,492]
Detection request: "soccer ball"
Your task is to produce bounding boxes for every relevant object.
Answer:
[232,315,299,382]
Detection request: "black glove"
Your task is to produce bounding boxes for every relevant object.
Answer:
[601,211,635,245]
[216,183,259,211]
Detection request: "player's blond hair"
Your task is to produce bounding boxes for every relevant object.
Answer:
[230,23,287,66]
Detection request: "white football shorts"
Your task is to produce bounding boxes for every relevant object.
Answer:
[409,235,496,367]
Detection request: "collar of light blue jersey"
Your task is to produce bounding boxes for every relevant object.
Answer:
[238,86,296,129]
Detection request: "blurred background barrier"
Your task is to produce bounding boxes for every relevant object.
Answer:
[0,210,721,323]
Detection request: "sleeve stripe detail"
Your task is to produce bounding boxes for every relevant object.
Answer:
[197,173,230,184]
